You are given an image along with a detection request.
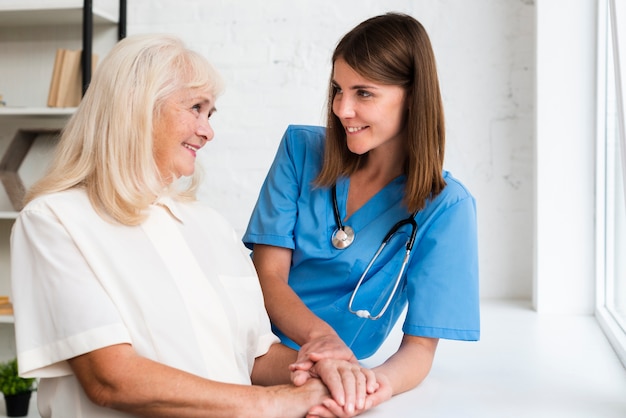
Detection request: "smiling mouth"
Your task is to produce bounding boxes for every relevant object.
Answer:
[346,126,367,133]
[182,142,200,152]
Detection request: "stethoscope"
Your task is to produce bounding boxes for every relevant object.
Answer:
[331,185,418,320]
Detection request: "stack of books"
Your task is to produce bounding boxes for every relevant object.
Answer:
[47,48,98,108]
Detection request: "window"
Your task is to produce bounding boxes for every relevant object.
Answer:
[597,0,626,367]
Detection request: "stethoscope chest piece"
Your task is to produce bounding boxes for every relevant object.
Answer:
[331,225,355,249]
[330,183,419,320]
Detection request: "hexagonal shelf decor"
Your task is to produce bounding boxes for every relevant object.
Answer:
[0,129,60,212]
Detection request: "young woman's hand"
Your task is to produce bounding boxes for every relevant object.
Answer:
[305,358,378,414]
[291,333,358,385]
[305,371,392,418]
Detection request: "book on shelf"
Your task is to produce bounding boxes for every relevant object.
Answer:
[47,48,99,108]
[0,295,12,315]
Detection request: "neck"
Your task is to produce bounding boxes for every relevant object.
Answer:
[360,145,405,183]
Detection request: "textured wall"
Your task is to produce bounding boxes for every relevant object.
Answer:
[128,0,535,299]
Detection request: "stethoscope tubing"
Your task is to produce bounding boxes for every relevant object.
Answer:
[331,184,419,320]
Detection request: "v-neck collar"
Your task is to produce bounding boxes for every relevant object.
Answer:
[335,175,406,228]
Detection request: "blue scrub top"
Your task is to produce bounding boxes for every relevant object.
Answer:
[243,125,480,359]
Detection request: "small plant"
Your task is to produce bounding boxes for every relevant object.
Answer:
[0,358,36,396]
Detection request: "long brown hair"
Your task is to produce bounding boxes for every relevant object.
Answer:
[316,13,446,213]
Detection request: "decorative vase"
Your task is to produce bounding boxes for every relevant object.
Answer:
[3,391,31,417]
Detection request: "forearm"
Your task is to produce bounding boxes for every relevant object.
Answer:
[265,279,339,344]
[69,344,327,418]
[252,244,338,345]
[372,335,438,396]
[121,380,325,418]
[251,343,298,385]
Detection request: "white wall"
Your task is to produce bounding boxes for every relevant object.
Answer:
[127,0,536,300]
[534,0,597,314]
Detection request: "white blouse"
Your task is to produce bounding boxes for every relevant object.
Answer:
[10,189,278,417]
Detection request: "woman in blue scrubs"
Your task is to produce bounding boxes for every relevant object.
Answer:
[243,12,479,404]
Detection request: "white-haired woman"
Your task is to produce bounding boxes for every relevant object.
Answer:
[10,34,385,418]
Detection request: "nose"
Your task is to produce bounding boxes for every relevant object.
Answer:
[197,119,214,144]
[333,94,355,119]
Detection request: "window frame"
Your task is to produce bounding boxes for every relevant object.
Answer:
[596,0,626,368]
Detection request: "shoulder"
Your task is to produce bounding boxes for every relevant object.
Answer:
[439,171,474,202]
[273,125,326,174]
[21,189,89,215]
[424,171,476,215]
[282,125,326,153]
[284,124,325,140]
[15,189,97,233]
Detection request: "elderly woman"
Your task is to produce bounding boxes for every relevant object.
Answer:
[10,34,385,417]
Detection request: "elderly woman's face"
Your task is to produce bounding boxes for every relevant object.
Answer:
[153,86,216,183]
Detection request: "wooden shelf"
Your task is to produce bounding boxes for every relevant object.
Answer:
[0,2,126,383]
[0,1,118,26]
[0,212,17,220]
[0,108,76,117]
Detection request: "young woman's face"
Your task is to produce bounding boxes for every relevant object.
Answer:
[153,86,216,183]
[332,58,407,156]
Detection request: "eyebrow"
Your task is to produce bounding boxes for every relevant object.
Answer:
[196,96,217,112]
[331,79,379,90]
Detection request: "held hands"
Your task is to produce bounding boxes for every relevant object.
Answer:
[291,333,358,386]
[289,334,392,417]
[306,371,392,418]
[299,358,377,416]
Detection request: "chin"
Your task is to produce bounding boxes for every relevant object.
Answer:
[347,145,370,155]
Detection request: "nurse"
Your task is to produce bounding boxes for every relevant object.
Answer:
[243,12,480,399]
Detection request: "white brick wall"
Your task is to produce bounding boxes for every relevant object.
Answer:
[127,0,535,300]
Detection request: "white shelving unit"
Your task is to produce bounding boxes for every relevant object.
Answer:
[0,5,124,416]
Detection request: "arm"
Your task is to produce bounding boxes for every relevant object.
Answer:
[252,327,379,414]
[252,245,383,413]
[252,244,356,364]
[373,334,438,395]
[68,343,329,418]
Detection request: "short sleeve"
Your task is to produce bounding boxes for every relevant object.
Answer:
[243,125,325,250]
[11,206,130,378]
[403,192,480,341]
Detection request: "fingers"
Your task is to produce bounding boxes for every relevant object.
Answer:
[308,396,375,418]
[291,369,311,386]
[306,350,359,365]
[312,359,378,414]
[290,359,314,373]
[339,363,371,413]
[298,335,357,365]
[361,367,379,394]
[363,372,393,408]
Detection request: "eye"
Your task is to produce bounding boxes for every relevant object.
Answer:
[357,89,372,98]
[332,83,343,95]
[192,104,202,113]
